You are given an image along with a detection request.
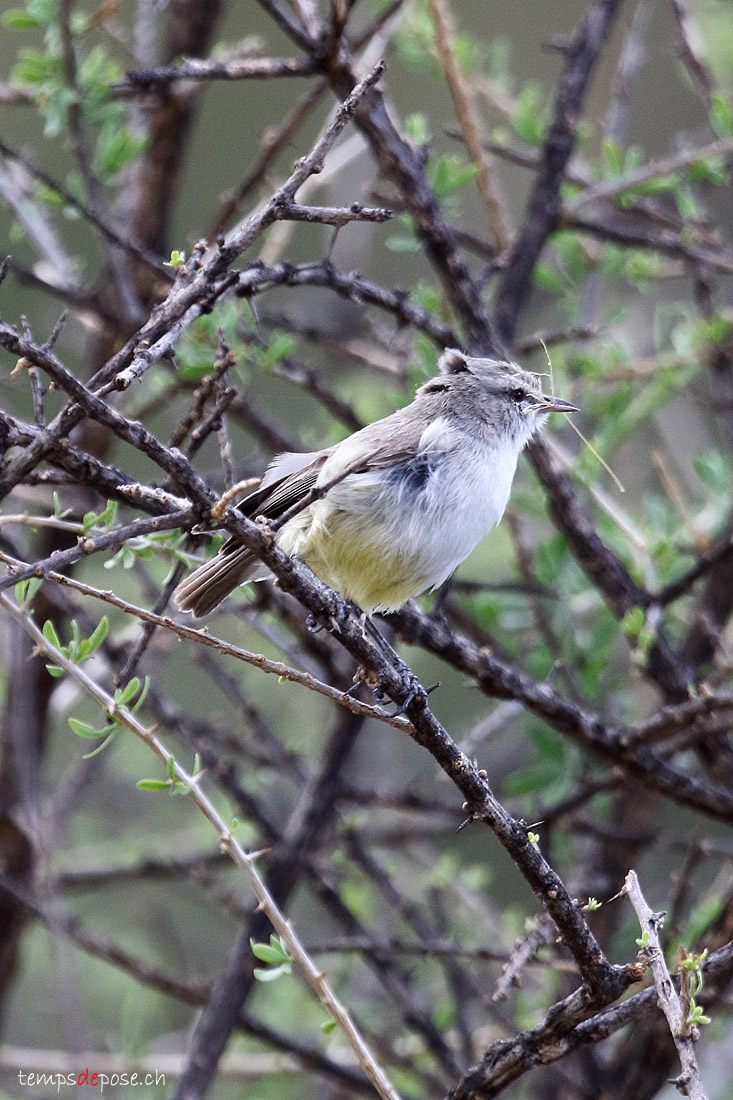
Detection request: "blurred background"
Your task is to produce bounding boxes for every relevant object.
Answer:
[1,1,732,1098]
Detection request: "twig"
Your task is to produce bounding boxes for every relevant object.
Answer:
[121,56,320,87]
[209,81,329,237]
[0,510,194,594]
[495,0,624,342]
[568,137,733,212]
[273,201,393,226]
[0,138,168,276]
[492,914,557,1001]
[623,870,708,1100]
[427,0,512,253]
[670,0,714,108]
[0,593,403,1100]
[10,564,412,733]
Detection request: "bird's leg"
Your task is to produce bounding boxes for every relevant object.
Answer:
[387,673,440,717]
[305,593,350,635]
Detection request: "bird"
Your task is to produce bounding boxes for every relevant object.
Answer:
[174,348,578,619]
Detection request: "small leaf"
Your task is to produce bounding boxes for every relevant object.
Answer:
[710,93,733,139]
[82,730,118,759]
[253,964,291,982]
[385,235,421,253]
[85,616,108,655]
[261,332,296,370]
[3,10,40,28]
[169,781,190,796]
[42,619,62,648]
[321,1019,338,1034]
[167,755,176,780]
[405,112,429,143]
[164,249,186,268]
[15,577,42,606]
[69,717,109,739]
[116,676,141,706]
[251,941,290,965]
[45,665,65,678]
[620,606,645,639]
[131,675,150,713]
[136,779,173,791]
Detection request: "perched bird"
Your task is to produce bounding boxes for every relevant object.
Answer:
[175,349,578,618]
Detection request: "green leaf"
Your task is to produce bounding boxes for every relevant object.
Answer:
[710,93,733,139]
[85,616,108,656]
[620,606,645,639]
[69,717,109,739]
[427,154,478,198]
[116,676,141,706]
[45,665,65,678]
[27,0,57,25]
[131,675,150,713]
[512,83,548,145]
[386,235,421,253]
[533,264,566,294]
[164,249,187,269]
[136,779,173,791]
[167,755,176,780]
[15,577,42,606]
[673,187,698,220]
[94,122,147,181]
[167,782,187,796]
[82,730,118,759]
[250,940,290,965]
[253,963,291,982]
[602,139,625,177]
[405,112,430,144]
[321,1019,338,1034]
[693,450,731,495]
[42,619,62,648]
[3,10,40,28]
[261,332,296,370]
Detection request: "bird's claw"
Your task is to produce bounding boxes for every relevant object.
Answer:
[306,608,343,634]
[384,675,439,717]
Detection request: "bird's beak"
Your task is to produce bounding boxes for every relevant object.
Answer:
[537,394,580,414]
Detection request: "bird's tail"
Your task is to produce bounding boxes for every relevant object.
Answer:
[174,547,271,618]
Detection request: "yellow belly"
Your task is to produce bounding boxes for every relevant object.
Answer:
[279,505,428,613]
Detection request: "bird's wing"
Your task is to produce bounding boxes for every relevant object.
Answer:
[230,404,435,533]
[239,450,328,521]
[316,406,432,480]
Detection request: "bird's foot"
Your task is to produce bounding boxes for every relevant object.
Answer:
[306,600,346,635]
[370,671,439,717]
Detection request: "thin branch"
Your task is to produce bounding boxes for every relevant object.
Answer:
[120,56,321,87]
[623,870,708,1100]
[427,0,512,253]
[0,137,169,276]
[495,0,624,342]
[567,137,733,212]
[273,201,393,226]
[26,565,412,732]
[0,593,403,1100]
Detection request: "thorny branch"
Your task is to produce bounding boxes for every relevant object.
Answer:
[1,1,733,1098]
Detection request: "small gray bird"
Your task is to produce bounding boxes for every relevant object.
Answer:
[175,349,578,618]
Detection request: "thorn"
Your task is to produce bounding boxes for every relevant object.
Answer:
[248,847,272,862]
[44,310,68,351]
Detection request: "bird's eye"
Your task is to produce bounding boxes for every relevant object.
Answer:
[510,388,526,403]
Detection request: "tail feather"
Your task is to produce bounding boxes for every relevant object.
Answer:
[174,547,271,618]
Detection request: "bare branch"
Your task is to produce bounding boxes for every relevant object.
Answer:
[623,870,708,1100]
